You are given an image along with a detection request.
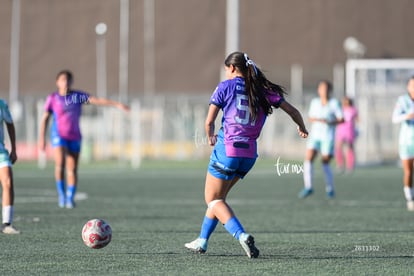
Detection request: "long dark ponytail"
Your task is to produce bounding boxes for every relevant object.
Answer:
[224,52,286,120]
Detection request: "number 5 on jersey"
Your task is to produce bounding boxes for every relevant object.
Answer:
[235,94,256,126]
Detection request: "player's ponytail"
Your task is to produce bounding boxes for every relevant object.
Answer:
[224,52,286,120]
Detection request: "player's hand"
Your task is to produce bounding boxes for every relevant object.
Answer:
[117,103,130,113]
[297,126,308,138]
[38,138,46,151]
[208,135,218,146]
[9,150,17,164]
[311,118,327,123]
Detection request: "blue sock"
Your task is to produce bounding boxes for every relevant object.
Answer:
[56,180,65,198]
[66,185,77,203]
[199,216,219,240]
[224,216,245,240]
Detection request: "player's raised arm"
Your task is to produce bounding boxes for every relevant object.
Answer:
[87,96,130,112]
[279,101,308,138]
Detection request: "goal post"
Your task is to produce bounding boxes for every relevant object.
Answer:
[345,59,414,165]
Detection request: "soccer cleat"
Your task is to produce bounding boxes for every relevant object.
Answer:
[326,190,335,199]
[66,201,76,209]
[185,238,208,254]
[407,201,414,211]
[239,233,259,258]
[298,188,313,198]
[1,224,21,234]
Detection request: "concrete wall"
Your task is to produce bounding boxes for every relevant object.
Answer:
[1,0,413,98]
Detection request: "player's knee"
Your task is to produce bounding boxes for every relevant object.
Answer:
[207,199,224,210]
[55,164,64,172]
[66,168,77,177]
[0,176,12,190]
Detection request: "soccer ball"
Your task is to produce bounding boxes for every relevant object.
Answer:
[81,219,112,249]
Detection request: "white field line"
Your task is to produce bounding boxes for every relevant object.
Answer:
[3,189,88,204]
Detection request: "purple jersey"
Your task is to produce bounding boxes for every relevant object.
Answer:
[44,90,90,140]
[210,77,284,158]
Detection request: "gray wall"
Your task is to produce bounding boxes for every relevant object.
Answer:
[1,0,413,98]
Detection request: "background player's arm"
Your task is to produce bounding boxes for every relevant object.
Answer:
[327,116,344,125]
[392,100,414,123]
[38,112,51,151]
[88,96,130,112]
[330,101,345,125]
[309,117,327,123]
[6,122,17,164]
[205,104,220,146]
[393,112,414,123]
[279,101,308,138]
[308,117,343,124]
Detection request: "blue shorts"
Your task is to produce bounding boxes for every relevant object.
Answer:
[208,142,256,181]
[51,134,82,153]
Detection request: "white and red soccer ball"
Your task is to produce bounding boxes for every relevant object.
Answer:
[82,219,112,249]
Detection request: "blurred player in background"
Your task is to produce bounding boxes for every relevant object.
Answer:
[299,81,343,199]
[185,52,308,258]
[38,70,129,209]
[0,99,19,234]
[335,97,358,173]
[392,76,414,211]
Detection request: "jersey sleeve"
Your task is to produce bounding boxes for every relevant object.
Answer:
[209,82,226,108]
[265,90,284,108]
[0,100,13,123]
[392,96,408,124]
[44,94,54,113]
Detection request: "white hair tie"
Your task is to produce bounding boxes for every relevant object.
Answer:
[244,53,258,75]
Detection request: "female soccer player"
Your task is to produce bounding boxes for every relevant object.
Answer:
[0,99,19,234]
[185,52,308,258]
[298,81,343,199]
[38,70,129,208]
[335,97,358,173]
[392,76,414,211]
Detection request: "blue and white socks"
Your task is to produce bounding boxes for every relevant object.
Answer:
[66,185,77,207]
[56,180,77,208]
[303,161,335,196]
[322,163,334,193]
[199,216,218,240]
[198,216,245,241]
[224,216,245,240]
[303,160,313,190]
[56,180,65,207]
